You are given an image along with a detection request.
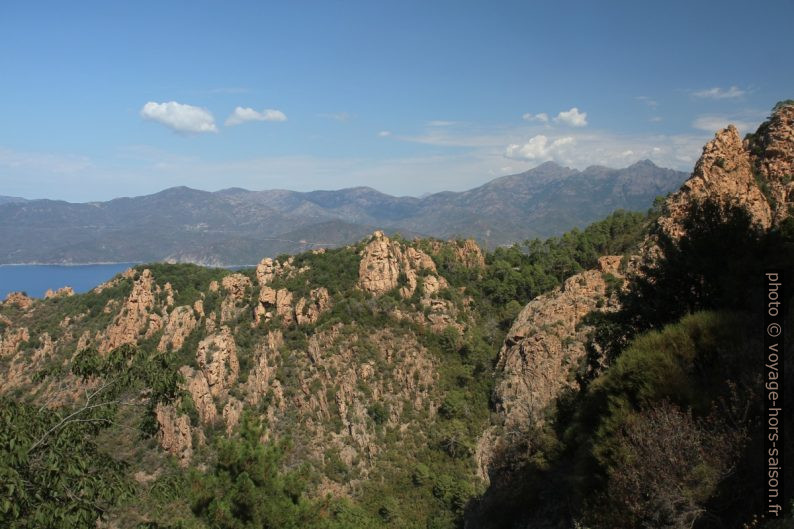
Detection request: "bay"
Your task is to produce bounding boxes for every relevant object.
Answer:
[0,263,137,299]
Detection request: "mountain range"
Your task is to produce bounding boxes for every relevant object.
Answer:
[1,102,792,528]
[0,160,686,265]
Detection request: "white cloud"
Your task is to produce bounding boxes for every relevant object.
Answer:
[554,107,588,127]
[225,107,287,126]
[426,120,457,127]
[635,96,658,108]
[692,86,745,99]
[692,115,755,133]
[318,112,350,122]
[0,147,92,174]
[378,130,392,137]
[140,101,218,134]
[505,135,575,161]
[522,112,549,123]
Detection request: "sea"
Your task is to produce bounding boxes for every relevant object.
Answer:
[0,263,137,299]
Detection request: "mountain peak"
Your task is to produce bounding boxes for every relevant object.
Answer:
[659,100,794,237]
[629,159,657,168]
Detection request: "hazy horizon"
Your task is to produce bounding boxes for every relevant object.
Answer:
[1,158,672,203]
[2,1,793,202]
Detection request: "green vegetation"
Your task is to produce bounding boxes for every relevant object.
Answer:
[476,209,650,309]
[137,263,230,307]
[470,198,794,528]
[0,398,132,528]
[0,208,658,528]
[3,188,792,528]
[269,247,362,299]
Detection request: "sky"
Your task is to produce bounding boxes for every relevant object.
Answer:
[1,0,793,202]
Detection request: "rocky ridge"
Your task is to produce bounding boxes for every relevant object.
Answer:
[479,102,794,480]
[660,104,794,239]
[0,233,480,488]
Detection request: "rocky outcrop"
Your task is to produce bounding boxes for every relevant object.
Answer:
[144,313,163,340]
[98,269,156,355]
[254,285,332,327]
[255,256,306,286]
[254,287,294,325]
[44,286,75,299]
[196,328,239,398]
[269,326,438,481]
[0,326,29,357]
[427,238,486,269]
[220,273,252,322]
[255,257,281,286]
[222,398,244,434]
[1,331,62,397]
[92,267,136,294]
[659,125,773,238]
[155,403,193,466]
[181,366,217,424]
[157,305,199,352]
[295,287,331,325]
[358,230,446,298]
[3,292,33,310]
[162,282,175,307]
[455,239,486,268]
[174,327,240,435]
[750,103,794,224]
[493,256,623,433]
[244,331,284,408]
[659,104,794,239]
[482,104,794,480]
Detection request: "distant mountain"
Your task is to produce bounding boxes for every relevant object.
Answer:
[0,160,687,264]
[0,196,27,205]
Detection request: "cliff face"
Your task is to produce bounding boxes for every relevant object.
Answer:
[493,256,623,432]
[477,256,624,477]
[660,103,793,238]
[480,102,794,478]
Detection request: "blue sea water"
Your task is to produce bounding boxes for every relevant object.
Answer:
[0,263,137,299]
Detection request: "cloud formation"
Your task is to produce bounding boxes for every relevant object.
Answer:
[692,86,745,99]
[0,146,93,174]
[522,112,549,123]
[692,115,755,133]
[378,130,392,137]
[554,107,588,127]
[140,101,218,134]
[635,96,658,108]
[225,107,287,126]
[426,120,458,127]
[318,112,350,122]
[504,135,575,161]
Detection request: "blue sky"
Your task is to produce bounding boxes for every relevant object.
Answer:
[1,0,792,201]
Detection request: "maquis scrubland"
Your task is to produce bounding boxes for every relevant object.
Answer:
[2,101,793,528]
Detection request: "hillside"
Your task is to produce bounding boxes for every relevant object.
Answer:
[0,161,685,265]
[0,102,792,529]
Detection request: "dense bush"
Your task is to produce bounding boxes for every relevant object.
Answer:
[477,209,650,308]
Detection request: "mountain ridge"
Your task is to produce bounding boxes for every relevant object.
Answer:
[0,160,686,265]
[0,104,792,528]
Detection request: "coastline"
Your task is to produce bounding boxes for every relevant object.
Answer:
[0,261,256,268]
[0,261,140,267]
